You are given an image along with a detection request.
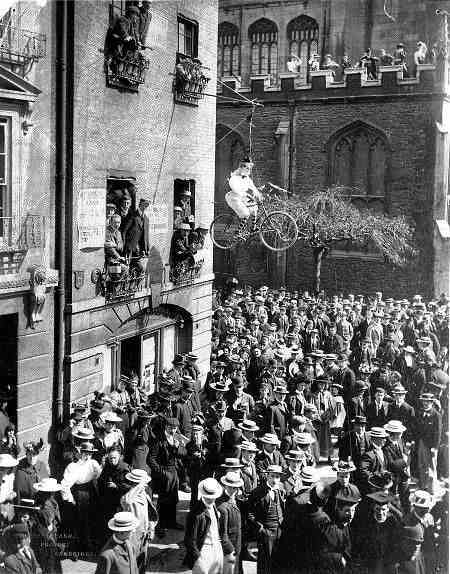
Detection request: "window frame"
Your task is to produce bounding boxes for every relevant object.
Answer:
[248,18,278,79]
[287,15,319,83]
[218,22,240,77]
[177,14,199,59]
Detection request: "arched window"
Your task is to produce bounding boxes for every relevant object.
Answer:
[248,18,278,80]
[287,15,319,83]
[329,121,389,212]
[218,22,240,77]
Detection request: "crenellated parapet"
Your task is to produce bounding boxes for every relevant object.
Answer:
[218,64,443,104]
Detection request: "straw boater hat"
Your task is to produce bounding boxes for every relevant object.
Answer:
[285,450,305,461]
[300,467,318,485]
[240,440,258,452]
[411,490,433,509]
[210,381,230,392]
[293,432,315,445]
[238,420,259,433]
[33,478,62,493]
[265,464,283,475]
[221,471,244,489]
[79,442,97,453]
[369,427,388,439]
[125,468,151,484]
[220,458,244,470]
[0,454,19,468]
[259,433,280,446]
[72,427,95,440]
[103,411,123,424]
[108,511,139,532]
[384,420,406,434]
[198,477,223,500]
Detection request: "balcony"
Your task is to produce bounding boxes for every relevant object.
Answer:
[0,24,46,74]
[169,257,204,286]
[93,266,150,303]
[105,51,150,92]
[173,53,210,105]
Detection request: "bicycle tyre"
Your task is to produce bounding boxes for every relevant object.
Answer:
[259,210,298,251]
[210,212,241,250]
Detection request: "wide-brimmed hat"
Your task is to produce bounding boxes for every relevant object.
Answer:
[369,427,388,439]
[336,484,361,504]
[210,381,230,392]
[221,471,244,489]
[411,490,433,508]
[285,449,305,461]
[331,382,343,392]
[172,354,185,365]
[103,411,123,424]
[333,459,356,473]
[0,453,18,468]
[259,433,280,446]
[368,472,393,491]
[240,440,258,452]
[392,384,407,395]
[384,420,406,433]
[273,385,288,394]
[221,458,244,470]
[198,477,223,499]
[79,442,97,453]
[125,468,151,484]
[403,346,416,355]
[108,511,139,532]
[419,392,435,401]
[300,467,318,484]
[266,464,283,475]
[367,491,395,505]
[33,478,62,492]
[238,420,259,433]
[23,438,45,455]
[294,432,315,445]
[72,427,95,440]
[354,380,369,393]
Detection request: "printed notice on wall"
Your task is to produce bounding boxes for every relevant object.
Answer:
[78,188,106,248]
[144,203,168,235]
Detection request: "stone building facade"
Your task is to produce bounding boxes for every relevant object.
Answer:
[215,0,450,298]
[0,0,218,443]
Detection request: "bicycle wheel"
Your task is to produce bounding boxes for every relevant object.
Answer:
[259,211,298,251]
[210,212,241,250]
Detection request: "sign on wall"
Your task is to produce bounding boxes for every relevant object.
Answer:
[77,188,106,248]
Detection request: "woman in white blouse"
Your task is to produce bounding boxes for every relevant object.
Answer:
[61,441,101,553]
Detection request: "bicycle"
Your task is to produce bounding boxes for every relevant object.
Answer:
[210,183,299,252]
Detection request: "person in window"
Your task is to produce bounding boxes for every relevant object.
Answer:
[358,48,379,79]
[286,53,301,73]
[122,197,149,276]
[379,48,394,66]
[104,213,128,278]
[393,43,408,75]
[226,156,262,235]
[170,222,195,273]
[323,53,340,78]
[308,53,320,72]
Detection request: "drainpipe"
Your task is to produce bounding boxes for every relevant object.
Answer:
[54,0,74,425]
[288,99,295,194]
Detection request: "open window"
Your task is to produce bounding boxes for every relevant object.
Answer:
[173,178,195,228]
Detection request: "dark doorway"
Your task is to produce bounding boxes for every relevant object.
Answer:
[0,314,17,426]
[120,335,141,378]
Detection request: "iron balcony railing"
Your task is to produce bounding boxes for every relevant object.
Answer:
[173,53,210,105]
[0,24,46,66]
[0,214,46,252]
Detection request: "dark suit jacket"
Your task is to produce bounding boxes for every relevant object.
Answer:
[148,437,185,494]
[3,548,39,574]
[333,367,356,402]
[255,449,286,477]
[338,431,372,465]
[183,502,221,568]
[266,401,289,439]
[389,402,415,437]
[414,408,442,450]
[121,209,147,255]
[357,449,387,493]
[366,401,390,429]
[217,494,242,556]
[247,484,286,532]
[383,438,408,479]
[95,537,138,574]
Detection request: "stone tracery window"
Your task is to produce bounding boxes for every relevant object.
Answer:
[329,121,389,213]
[287,15,319,84]
[218,22,240,77]
[249,18,278,80]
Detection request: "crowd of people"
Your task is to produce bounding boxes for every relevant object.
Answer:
[287,39,440,82]
[0,283,447,573]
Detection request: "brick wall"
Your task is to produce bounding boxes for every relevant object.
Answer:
[216,73,440,297]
